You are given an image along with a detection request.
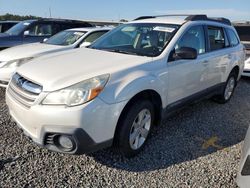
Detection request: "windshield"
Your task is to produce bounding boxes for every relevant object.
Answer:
[45,30,86,46]
[90,23,179,57]
[5,21,31,36]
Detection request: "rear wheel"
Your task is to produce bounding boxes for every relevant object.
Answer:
[213,71,237,104]
[114,100,154,157]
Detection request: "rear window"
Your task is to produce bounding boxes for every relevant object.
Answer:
[234,26,250,41]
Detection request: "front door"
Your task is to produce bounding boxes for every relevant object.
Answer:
[167,25,208,105]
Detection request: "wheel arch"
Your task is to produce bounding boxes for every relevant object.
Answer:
[113,89,163,144]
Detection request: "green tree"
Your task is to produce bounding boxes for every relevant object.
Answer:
[0,13,41,21]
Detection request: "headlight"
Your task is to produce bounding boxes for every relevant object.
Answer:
[42,74,110,107]
[2,57,34,68]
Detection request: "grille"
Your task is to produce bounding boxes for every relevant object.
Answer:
[7,73,42,108]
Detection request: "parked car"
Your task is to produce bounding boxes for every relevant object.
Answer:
[0,21,19,33]
[234,22,250,77]
[237,126,250,188]
[6,15,244,157]
[0,18,93,51]
[0,27,112,87]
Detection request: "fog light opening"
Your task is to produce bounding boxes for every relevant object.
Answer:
[57,135,75,152]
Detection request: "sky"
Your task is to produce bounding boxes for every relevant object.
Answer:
[0,0,249,22]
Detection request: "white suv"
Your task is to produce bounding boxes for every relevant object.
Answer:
[6,15,245,157]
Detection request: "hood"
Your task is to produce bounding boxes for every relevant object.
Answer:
[17,48,152,91]
[0,43,68,62]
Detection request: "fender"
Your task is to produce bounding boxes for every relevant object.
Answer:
[223,45,245,82]
[99,68,168,108]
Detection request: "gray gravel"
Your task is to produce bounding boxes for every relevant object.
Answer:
[1,78,250,188]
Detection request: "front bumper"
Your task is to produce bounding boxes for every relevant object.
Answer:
[242,57,250,77]
[0,67,15,87]
[6,92,127,154]
[237,127,250,187]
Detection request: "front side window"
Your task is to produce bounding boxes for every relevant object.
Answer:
[83,31,108,43]
[5,21,31,35]
[29,23,52,36]
[226,29,239,47]
[45,30,86,46]
[90,23,180,57]
[208,26,225,51]
[175,25,206,54]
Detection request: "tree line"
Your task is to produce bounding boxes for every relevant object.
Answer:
[0,13,41,21]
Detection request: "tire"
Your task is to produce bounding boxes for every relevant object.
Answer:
[114,100,155,158]
[213,71,237,104]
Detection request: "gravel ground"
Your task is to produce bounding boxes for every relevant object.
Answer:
[0,78,250,188]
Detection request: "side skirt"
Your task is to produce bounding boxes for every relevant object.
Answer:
[161,83,225,120]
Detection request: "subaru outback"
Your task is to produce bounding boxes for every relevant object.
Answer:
[6,15,245,157]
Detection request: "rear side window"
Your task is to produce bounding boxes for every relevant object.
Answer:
[208,26,225,51]
[226,29,239,47]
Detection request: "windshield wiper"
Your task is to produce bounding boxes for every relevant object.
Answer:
[101,48,147,57]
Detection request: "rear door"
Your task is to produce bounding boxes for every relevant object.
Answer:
[167,25,208,104]
[202,25,232,88]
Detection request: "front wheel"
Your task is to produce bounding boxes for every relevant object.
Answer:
[114,100,155,158]
[213,71,237,104]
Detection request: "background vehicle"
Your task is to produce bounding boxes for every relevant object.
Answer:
[0,21,19,33]
[0,18,93,51]
[234,22,250,77]
[6,15,244,157]
[237,127,250,188]
[0,27,112,87]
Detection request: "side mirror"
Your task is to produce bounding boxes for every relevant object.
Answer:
[24,30,30,36]
[173,47,197,60]
[80,42,91,48]
[43,38,48,43]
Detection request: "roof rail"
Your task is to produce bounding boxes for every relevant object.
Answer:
[134,14,232,25]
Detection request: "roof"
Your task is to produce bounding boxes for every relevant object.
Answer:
[131,16,186,25]
[132,14,232,26]
[18,18,92,24]
[67,27,113,32]
[0,20,19,23]
[38,18,91,23]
